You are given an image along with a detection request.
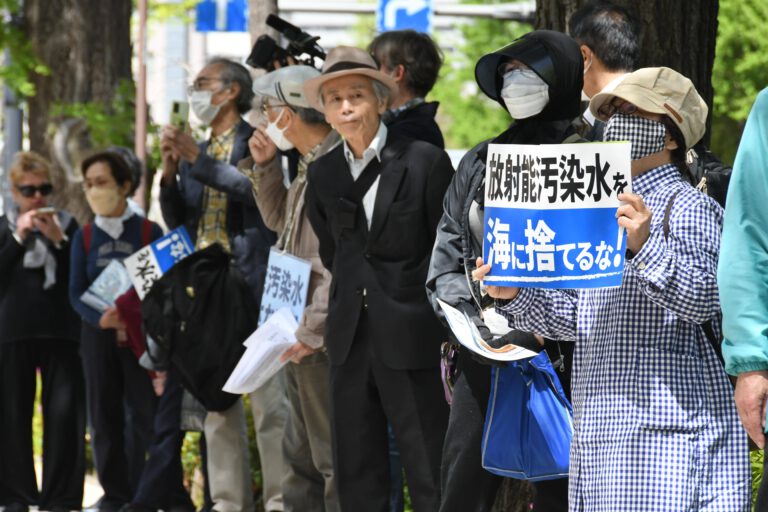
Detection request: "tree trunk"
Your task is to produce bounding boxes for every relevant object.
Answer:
[249,0,278,44]
[23,0,132,221]
[492,478,534,512]
[535,0,719,143]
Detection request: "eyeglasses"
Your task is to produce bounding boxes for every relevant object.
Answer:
[597,99,638,119]
[187,77,226,95]
[260,100,289,116]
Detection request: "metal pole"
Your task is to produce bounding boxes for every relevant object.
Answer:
[134,0,148,210]
[2,48,23,214]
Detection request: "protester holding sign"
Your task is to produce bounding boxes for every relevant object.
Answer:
[243,64,341,512]
[68,151,165,511]
[0,152,83,512]
[475,67,750,510]
[426,30,582,512]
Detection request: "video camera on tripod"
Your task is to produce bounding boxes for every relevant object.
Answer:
[246,14,326,71]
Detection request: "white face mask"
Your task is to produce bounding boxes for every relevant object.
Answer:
[189,90,222,125]
[500,69,549,119]
[264,108,295,151]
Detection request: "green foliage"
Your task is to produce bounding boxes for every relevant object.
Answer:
[0,0,50,98]
[429,1,532,149]
[710,0,768,164]
[147,0,198,24]
[50,80,138,150]
[49,80,166,173]
[752,450,764,510]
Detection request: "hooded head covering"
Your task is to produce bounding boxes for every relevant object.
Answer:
[475,30,583,122]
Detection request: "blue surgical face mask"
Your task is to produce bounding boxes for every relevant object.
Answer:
[604,112,667,160]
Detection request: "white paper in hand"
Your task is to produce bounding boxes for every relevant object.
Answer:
[436,299,538,362]
[223,308,297,393]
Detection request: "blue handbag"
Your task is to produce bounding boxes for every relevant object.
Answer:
[481,350,573,481]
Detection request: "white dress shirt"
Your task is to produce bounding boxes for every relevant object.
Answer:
[343,122,388,229]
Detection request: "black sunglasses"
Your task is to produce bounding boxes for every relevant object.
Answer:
[16,183,53,198]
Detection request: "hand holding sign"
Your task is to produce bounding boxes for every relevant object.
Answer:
[616,192,651,255]
[473,257,520,300]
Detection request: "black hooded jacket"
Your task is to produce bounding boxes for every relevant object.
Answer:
[426,30,583,347]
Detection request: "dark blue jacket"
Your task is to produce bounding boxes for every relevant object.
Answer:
[159,120,276,303]
[69,215,163,326]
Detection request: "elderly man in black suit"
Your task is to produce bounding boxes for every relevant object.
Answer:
[303,47,453,512]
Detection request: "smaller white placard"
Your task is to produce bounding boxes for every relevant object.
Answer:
[223,308,298,393]
[436,299,538,362]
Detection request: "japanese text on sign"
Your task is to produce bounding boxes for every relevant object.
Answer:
[259,248,312,326]
[483,142,632,289]
[123,226,195,299]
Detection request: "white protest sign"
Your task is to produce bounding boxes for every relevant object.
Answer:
[123,226,194,299]
[483,142,632,288]
[260,248,312,325]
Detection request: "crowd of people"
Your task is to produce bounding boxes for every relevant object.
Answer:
[1,1,766,511]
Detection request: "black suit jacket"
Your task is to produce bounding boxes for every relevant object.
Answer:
[305,134,454,369]
[159,120,276,301]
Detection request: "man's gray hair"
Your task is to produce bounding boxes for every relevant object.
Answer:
[317,76,391,108]
[206,57,255,114]
[293,106,328,126]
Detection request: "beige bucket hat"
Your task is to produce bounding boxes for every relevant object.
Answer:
[589,66,708,149]
[303,46,398,113]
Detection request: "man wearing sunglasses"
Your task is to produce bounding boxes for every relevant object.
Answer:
[0,151,84,512]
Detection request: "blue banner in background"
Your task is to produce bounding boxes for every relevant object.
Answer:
[377,0,432,33]
[196,0,248,32]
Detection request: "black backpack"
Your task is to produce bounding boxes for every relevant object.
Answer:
[142,244,257,411]
[685,143,732,207]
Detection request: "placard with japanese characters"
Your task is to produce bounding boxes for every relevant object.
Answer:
[483,142,632,288]
[259,248,312,326]
[124,226,195,299]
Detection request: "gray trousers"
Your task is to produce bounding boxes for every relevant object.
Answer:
[204,398,254,512]
[248,368,289,512]
[282,351,340,512]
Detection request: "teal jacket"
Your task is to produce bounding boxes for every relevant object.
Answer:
[719,87,768,375]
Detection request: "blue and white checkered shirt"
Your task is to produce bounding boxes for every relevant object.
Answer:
[497,163,750,511]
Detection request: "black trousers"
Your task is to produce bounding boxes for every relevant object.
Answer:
[330,311,449,512]
[131,371,194,511]
[0,339,86,510]
[439,342,572,512]
[80,323,156,508]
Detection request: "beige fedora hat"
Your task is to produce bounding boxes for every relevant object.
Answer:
[303,46,398,113]
[589,66,708,149]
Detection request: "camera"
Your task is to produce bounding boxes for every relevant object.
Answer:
[246,14,326,71]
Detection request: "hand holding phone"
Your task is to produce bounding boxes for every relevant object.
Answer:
[34,206,56,216]
[169,100,189,131]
